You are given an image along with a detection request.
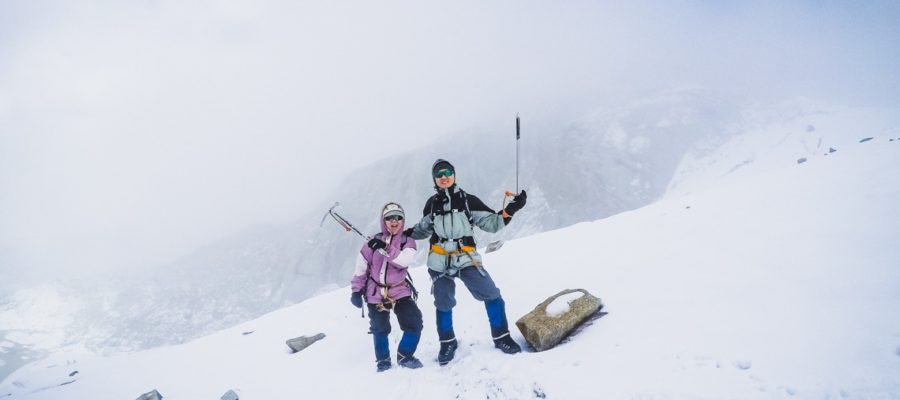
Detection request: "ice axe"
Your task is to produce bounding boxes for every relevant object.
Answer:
[321,202,370,240]
[322,202,389,255]
[321,202,387,318]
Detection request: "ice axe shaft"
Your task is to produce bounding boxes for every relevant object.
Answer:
[322,202,370,240]
[322,202,389,257]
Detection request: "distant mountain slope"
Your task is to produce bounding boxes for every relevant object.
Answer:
[2,94,877,378]
[4,103,898,399]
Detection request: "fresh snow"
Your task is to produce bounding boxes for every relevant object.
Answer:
[2,107,899,399]
[545,292,585,317]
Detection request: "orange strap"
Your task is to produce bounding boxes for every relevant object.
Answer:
[500,191,515,218]
[430,244,476,256]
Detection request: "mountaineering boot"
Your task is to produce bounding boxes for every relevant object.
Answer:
[493,332,522,354]
[397,352,424,369]
[373,333,392,371]
[484,297,521,354]
[397,332,421,361]
[438,338,458,365]
[435,309,457,365]
[376,358,392,372]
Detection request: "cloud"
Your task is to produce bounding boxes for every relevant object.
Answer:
[1,0,898,281]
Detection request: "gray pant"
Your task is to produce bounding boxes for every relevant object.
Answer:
[429,266,502,312]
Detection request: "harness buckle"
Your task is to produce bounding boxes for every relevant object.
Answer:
[376,299,395,312]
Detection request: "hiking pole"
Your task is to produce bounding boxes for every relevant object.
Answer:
[516,113,520,193]
[487,115,522,254]
[502,114,521,210]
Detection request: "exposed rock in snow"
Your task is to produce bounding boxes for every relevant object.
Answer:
[516,289,603,352]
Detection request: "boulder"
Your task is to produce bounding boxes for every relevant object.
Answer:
[136,389,163,400]
[515,289,603,352]
[221,389,240,400]
[286,333,326,353]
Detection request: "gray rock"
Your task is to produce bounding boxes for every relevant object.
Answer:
[286,333,326,353]
[221,389,239,400]
[828,147,837,153]
[136,389,163,400]
[859,137,874,143]
[797,158,807,164]
[515,289,603,352]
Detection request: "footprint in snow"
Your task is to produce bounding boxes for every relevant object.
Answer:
[734,360,752,370]
[776,386,798,396]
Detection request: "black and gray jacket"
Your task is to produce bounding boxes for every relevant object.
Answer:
[408,184,509,273]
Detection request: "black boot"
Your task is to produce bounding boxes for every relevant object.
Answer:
[376,358,392,372]
[485,298,521,354]
[437,338,458,365]
[493,332,521,354]
[397,352,423,369]
[435,309,458,365]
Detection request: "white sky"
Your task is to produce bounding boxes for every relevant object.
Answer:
[1,0,898,282]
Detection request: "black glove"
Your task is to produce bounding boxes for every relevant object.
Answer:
[367,238,387,251]
[504,190,527,216]
[403,228,414,237]
[350,291,363,308]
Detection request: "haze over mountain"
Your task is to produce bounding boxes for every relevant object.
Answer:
[3,0,899,388]
[3,102,897,399]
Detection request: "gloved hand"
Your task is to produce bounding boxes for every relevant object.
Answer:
[503,190,527,216]
[402,228,414,237]
[367,238,387,251]
[350,291,363,308]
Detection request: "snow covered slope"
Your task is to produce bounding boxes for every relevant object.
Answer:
[3,107,899,399]
[0,89,736,367]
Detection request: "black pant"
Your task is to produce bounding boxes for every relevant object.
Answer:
[367,297,423,360]
[367,297,424,336]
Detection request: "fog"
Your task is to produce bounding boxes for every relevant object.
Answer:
[1,0,898,284]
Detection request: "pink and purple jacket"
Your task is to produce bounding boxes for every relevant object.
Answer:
[350,217,418,304]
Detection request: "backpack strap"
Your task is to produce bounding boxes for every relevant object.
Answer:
[459,189,474,225]
[430,189,474,225]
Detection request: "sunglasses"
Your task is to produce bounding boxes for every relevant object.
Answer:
[433,169,454,178]
[384,215,404,222]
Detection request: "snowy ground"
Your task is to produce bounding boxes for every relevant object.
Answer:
[2,108,899,399]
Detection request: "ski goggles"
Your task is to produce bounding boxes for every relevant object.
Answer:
[383,215,404,222]
[433,169,454,178]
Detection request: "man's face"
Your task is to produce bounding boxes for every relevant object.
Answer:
[434,169,455,189]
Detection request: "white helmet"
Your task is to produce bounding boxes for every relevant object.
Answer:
[382,202,404,220]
